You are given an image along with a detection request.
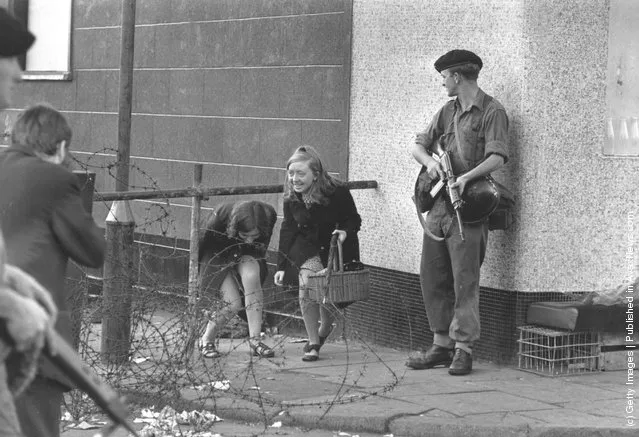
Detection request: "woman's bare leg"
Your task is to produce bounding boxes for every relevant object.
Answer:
[201,272,243,345]
[236,256,263,340]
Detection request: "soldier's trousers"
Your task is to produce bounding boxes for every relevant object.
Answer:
[420,197,489,347]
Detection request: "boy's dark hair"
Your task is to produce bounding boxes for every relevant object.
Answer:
[11,104,72,156]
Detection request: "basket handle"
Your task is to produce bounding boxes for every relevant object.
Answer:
[324,233,344,279]
[319,234,344,304]
[328,233,344,272]
[336,236,343,272]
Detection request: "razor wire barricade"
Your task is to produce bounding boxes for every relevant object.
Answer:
[93,164,378,363]
[64,161,392,429]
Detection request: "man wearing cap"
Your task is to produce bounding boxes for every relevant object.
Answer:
[0,7,34,110]
[0,7,59,437]
[407,49,509,375]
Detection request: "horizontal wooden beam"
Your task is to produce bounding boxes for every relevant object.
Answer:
[94,180,378,202]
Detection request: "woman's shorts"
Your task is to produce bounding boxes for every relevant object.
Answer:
[201,256,268,321]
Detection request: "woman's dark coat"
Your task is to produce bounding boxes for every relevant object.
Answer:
[277,185,361,285]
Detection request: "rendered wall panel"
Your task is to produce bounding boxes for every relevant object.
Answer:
[257,119,303,167]
[203,70,243,116]
[133,26,157,69]
[75,71,109,112]
[74,0,120,28]
[168,70,205,115]
[133,70,170,113]
[91,28,120,69]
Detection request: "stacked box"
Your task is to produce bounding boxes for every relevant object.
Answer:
[517,326,600,376]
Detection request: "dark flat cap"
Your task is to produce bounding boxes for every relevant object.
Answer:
[0,7,35,57]
[434,49,483,72]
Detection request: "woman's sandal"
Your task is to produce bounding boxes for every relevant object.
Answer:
[200,342,221,359]
[250,341,275,358]
[302,344,320,362]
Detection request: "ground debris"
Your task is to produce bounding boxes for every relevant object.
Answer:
[135,406,223,437]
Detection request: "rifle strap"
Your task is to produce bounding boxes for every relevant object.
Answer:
[412,195,444,242]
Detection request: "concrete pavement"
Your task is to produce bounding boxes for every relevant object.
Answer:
[62,335,636,437]
[216,337,635,436]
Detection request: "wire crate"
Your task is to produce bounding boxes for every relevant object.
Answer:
[517,325,600,376]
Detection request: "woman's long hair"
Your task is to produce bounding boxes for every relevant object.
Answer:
[226,201,271,241]
[283,145,342,206]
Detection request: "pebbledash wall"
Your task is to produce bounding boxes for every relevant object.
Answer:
[2,0,637,363]
[345,0,638,362]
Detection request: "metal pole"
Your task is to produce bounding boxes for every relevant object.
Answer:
[101,0,136,364]
[101,201,135,365]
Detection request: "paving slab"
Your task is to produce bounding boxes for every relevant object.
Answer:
[557,397,630,419]
[487,378,621,403]
[519,408,627,427]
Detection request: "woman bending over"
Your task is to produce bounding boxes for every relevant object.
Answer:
[199,200,277,359]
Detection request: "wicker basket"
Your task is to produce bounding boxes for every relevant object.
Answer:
[307,236,370,304]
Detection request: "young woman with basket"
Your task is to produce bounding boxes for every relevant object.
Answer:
[274,146,362,362]
[199,200,277,359]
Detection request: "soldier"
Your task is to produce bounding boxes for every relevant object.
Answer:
[407,50,509,375]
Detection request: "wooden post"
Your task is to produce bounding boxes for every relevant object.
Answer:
[188,164,203,306]
[115,0,136,192]
[182,164,204,362]
[101,201,135,364]
[101,0,136,364]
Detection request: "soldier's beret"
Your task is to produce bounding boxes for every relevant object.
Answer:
[434,49,483,73]
[0,7,35,57]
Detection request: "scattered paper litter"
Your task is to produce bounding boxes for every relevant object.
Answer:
[134,407,161,423]
[136,406,224,437]
[288,337,308,344]
[270,421,282,428]
[73,421,102,430]
[132,356,151,364]
[191,380,231,391]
